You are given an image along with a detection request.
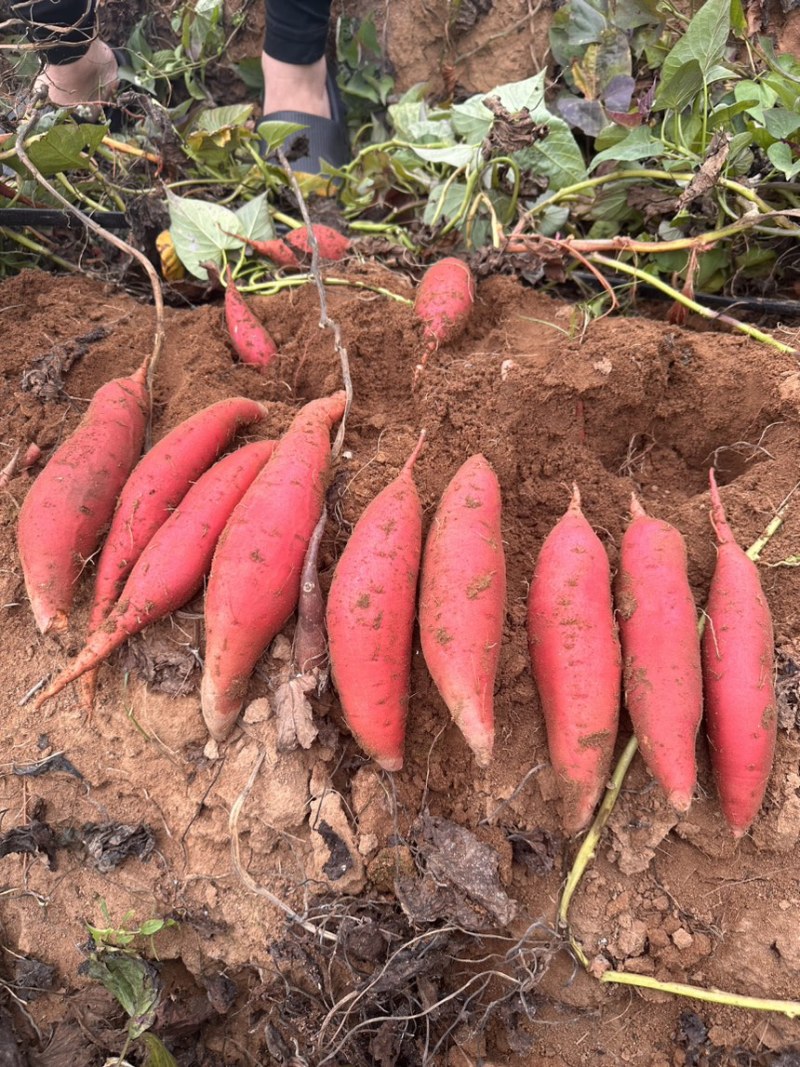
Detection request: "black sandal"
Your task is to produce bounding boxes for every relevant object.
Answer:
[258,64,352,174]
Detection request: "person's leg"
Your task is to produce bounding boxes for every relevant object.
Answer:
[261,0,333,119]
[14,0,118,104]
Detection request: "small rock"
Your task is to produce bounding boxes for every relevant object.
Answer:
[672,927,694,951]
[242,697,272,724]
[204,738,220,760]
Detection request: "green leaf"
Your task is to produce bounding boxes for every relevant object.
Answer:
[83,955,160,1039]
[589,125,664,170]
[493,72,547,114]
[654,0,732,110]
[138,919,165,937]
[234,192,273,242]
[166,191,243,279]
[255,120,308,153]
[234,57,264,91]
[654,59,704,111]
[194,104,254,133]
[537,204,571,236]
[24,124,106,175]
[450,95,494,142]
[410,143,479,167]
[762,108,800,141]
[424,181,469,225]
[767,141,800,179]
[514,114,587,190]
[140,1032,179,1067]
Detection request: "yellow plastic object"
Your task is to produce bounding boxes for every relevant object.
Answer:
[155,229,185,282]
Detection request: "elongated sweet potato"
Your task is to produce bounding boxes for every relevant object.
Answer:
[616,494,702,813]
[79,396,267,712]
[224,265,278,371]
[35,440,276,709]
[413,258,475,383]
[201,391,346,741]
[17,363,149,634]
[528,485,621,834]
[418,453,505,766]
[327,432,425,771]
[703,470,777,836]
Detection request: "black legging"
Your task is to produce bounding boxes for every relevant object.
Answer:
[13,0,332,66]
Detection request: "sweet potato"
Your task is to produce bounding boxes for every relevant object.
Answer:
[34,440,276,709]
[327,432,425,771]
[418,454,505,766]
[527,485,622,834]
[285,224,350,261]
[703,470,777,837]
[228,224,350,267]
[616,494,702,812]
[413,258,475,382]
[224,265,278,371]
[80,396,266,711]
[17,363,149,635]
[201,391,346,741]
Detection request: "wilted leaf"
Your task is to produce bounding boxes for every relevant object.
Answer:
[396,816,517,929]
[82,954,161,1039]
[272,673,319,752]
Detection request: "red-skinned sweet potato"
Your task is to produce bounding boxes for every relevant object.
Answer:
[17,363,149,634]
[34,440,276,709]
[418,453,505,766]
[201,391,346,741]
[528,485,622,834]
[616,494,702,813]
[327,432,425,771]
[703,470,777,837]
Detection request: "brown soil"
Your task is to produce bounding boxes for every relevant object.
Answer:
[3,263,800,1065]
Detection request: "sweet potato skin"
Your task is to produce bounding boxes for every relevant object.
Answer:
[224,265,278,371]
[89,396,266,632]
[616,495,702,812]
[201,392,346,741]
[414,258,475,348]
[703,471,777,837]
[34,440,276,708]
[418,454,505,767]
[528,486,621,834]
[17,365,149,634]
[327,434,424,771]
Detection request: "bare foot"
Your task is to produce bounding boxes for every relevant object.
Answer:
[34,38,119,106]
[261,53,330,118]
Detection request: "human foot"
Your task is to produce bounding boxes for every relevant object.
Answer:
[34,38,119,106]
[261,53,330,120]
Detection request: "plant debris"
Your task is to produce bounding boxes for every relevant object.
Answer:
[396,815,517,929]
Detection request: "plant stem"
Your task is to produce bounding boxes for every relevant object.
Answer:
[587,253,798,354]
[601,972,800,1016]
[0,226,78,271]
